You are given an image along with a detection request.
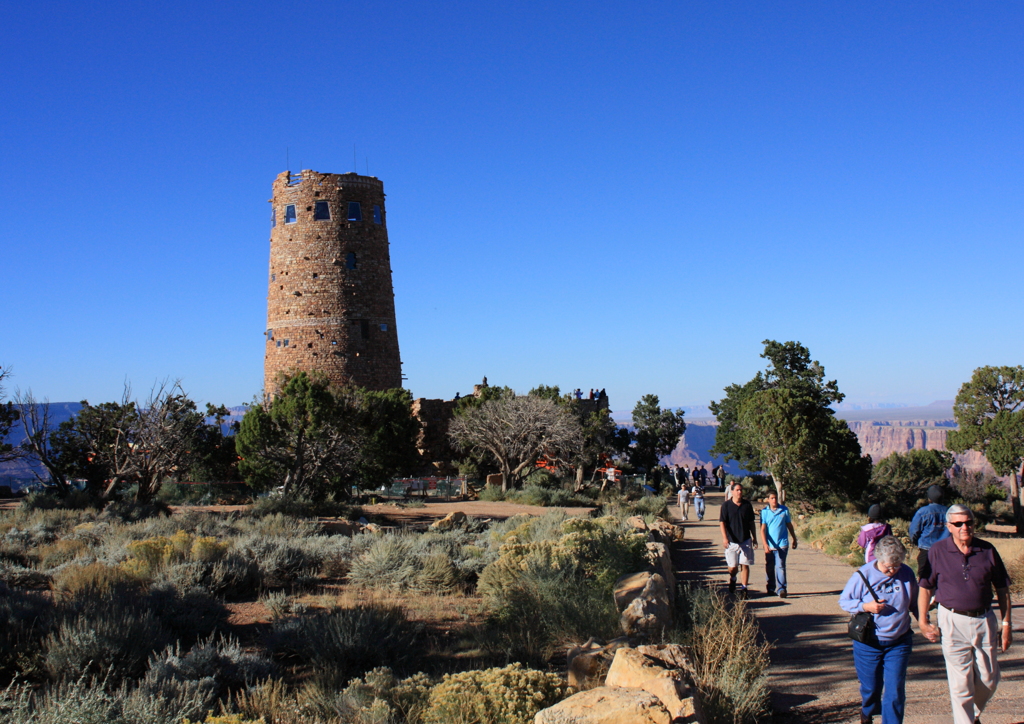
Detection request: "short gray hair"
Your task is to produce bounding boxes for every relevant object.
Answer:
[945,504,975,524]
[874,536,906,567]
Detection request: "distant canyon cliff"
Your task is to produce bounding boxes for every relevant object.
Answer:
[663,403,993,476]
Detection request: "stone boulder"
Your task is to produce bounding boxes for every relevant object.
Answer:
[646,541,676,598]
[626,515,648,532]
[430,510,467,531]
[567,637,630,689]
[613,571,652,612]
[534,686,672,724]
[648,518,684,543]
[619,573,672,637]
[605,645,702,722]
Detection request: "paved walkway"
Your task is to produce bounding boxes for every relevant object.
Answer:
[669,491,1024,723]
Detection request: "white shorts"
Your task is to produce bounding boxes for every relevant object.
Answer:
[725,540,754,567]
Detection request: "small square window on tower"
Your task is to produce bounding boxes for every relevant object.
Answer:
[283,339,290,347]
[314,201,331,220]
[284,205,297,224]
[347,202,362,221]
[346,252,357,270]
[379,323,388,332]
[373,205,382,224]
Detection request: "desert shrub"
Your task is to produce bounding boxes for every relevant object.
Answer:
[260,590,292,619]
[99,500,172,523]
[348,534,419,590]
[1,673,210,724]
[297,666,433,724]
[249,495,358,520]
[422,663,571,724]
[145,583,227,642]
[416,552,464,593]
[668,585,770,724]
[19,489,99,513]
[44,600,170,685]
[0,563,51,589]
[233,679,304,724]
[478,514,642,663]
[0,588,53,678]
[478,485,505,502]
[139,634,275,705]
[206,554,261,598]
[30,538,90,569]
[271,603,420,682]
[51,562,139,601]
[506,484,593,507]
[482,566,619,664]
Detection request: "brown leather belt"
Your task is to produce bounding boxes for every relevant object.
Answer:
[943,605,990,618]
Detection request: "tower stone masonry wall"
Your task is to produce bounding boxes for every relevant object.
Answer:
[264,170,402,394]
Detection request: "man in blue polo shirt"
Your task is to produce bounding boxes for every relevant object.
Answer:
[909,484,950,579]
[760,490,798,598]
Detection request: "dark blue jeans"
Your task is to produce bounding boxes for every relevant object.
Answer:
[764,547,788,593]
[852,630,913,724]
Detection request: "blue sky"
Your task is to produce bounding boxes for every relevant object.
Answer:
[2,1,1022,412]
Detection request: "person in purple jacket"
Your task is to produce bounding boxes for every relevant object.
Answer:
[858,504,893,563]
[840,536,918,724]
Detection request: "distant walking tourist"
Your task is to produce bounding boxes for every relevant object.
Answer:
[720,483,757,596]
[760,491,797,598]
[858,504,892,563]
[918,505,1013,724]
[714,464,726,489]
[677,484,690,520]
[691,481,705,520]
[909,485,949,580]
[839,536,918,724]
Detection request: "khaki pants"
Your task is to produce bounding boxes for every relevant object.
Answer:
[937,606,1000,724]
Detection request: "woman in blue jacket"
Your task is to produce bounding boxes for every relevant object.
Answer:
[839,536,918,724]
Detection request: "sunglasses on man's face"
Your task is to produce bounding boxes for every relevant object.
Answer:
[949,520,974,529]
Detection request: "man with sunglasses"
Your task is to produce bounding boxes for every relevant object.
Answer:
[917,505,1012,724]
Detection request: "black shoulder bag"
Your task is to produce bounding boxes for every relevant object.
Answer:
[847,570,882,647]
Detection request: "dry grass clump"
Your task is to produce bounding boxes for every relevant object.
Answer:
[669,585,771,724]
[51,561,139,600]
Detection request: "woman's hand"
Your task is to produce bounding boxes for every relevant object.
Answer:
[862,601,887,614]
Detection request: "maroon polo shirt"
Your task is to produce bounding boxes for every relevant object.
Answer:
[918,535,1011,612]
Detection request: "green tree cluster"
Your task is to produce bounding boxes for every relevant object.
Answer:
[236,372,419,500]
[710,340,871,504]
[947,365,1024,535]
[615,394,687,474]
[867,449,952,519]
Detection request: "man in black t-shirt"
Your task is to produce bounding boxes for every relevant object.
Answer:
[719,482,757,595]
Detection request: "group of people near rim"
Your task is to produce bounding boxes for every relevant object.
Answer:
[680,481,1013,724]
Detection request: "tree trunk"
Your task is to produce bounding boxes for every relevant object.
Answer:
[574,464,585,492]
[774,476,785,505]
[501,463,511,493]
[1012,465,1023,538]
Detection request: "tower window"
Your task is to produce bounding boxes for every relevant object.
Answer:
[346,252,357,269]
[312,273,318,279]
[347,202,362,221]
[360,320,370,340]
[276,340,281,347]
[314,201,331,220]
[373,205,382,224]
[284,205,297,224]
[266,329,274,340]
[283,339,290,347]
[379,323,388,332]
[271,209,276,228]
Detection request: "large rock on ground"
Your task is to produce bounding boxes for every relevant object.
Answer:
[430,510,467,531]
[613,571,652,612]
[534,686,672,724]
[646,541,676,598]
[619,573,672,637]
[566,637,631,689]
[648,518,684,543]
[605,645,702,722]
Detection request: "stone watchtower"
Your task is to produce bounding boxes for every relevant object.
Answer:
[264,170,402,394]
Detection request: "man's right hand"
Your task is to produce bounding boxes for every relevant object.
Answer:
[920,621,940,643]
[722,539,730,549]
